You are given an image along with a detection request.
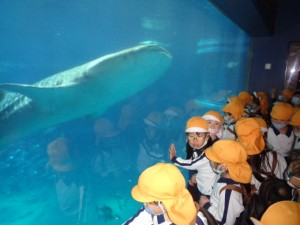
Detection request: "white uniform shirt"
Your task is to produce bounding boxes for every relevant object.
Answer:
[122,207,208,225]
[294,136,300,150]
[251,151,287,191]
[222,123,237,140]
[203,176,244,225]
[267,125,294,157]
[172,152,216,196]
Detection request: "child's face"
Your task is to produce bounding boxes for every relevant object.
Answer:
[143,202,165,216]
[271,117,289,130]
[209,160,226,174]
[207,120,222,130]
[187,132,208,149]
[284,166,300,189]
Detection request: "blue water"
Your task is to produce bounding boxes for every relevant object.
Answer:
[0,0,250,224]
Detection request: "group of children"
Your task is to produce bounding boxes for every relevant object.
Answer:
[123,89,300,225]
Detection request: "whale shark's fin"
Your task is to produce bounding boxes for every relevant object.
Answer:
[0,83,75,108]
[1,83,73,97]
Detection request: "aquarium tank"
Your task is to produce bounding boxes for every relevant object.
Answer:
[0,0,251,224]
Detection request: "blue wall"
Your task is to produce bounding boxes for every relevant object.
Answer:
[248,0,300,93]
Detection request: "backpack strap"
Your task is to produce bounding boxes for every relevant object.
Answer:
[226,127,236,136]
[271,151,278,173]
[220,184,244,195]
[198,207,218,225]
[219,184,251,204]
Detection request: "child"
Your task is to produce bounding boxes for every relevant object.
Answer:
[267,102,294,162]
[169,116,216,201]
[199,140,252,225]
[271,88,294,104]
[238,91,253,108]
[235,118,287,192]
[222,102,244,140]
[238,91,253,116]
[256,91,270,122]
[202,110,224,143]
[122,163,209,225]
[285,149,300,202]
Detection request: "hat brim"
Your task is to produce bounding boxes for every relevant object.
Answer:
[203,115,221,123]
[131,184,155,203]
[205,147,222,163]
[133,185,197,224]
[186,127,208,133]
[227,163,252,183]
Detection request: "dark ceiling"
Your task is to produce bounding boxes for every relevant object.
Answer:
[209,0,278,37]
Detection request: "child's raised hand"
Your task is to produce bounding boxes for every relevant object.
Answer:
[169,144,176,160]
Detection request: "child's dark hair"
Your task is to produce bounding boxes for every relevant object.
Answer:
[248,151,277,183]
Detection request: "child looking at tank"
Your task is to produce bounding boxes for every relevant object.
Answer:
[199,140,252,225]
[222,102,244,140]
[169,116,216,202]
[267,102,294,163]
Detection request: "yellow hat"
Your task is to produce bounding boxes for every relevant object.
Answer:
[185,116,208,133]
[281,88,294,100]
[253,117,268,133]
[293,106,300,115]
[270,102,293,120]
[222,102,244,122]
[259,98,269,115]
[131,163,197,224]
[229,96,246,107]
[235,118,265,155]
[256,91,269,101]
[250,201,300,225]
[239,91,253,105]
[202,111,224,124]
[205,140,252,183]
[289,109,300,126]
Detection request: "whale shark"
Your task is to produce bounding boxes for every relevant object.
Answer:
[0,44,172,148]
